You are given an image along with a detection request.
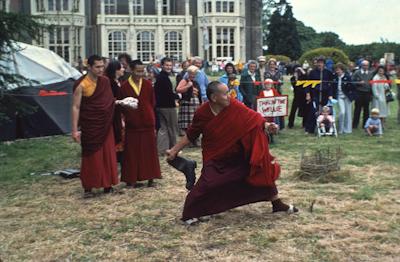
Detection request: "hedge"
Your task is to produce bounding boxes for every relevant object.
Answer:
[299,47,350,65]
[265,55,291,64]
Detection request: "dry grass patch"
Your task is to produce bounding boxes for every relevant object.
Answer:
[1,145,400,261]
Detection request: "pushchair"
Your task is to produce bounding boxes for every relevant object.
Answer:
[316,99,338,137]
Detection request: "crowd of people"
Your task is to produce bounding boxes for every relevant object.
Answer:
[72,52,399,224]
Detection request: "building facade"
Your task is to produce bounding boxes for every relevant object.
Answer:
[197,0,246,62]
[32,0,86,65]
[3,0,262,65]
[96,0,192,63]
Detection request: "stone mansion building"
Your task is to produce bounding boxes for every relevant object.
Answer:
[2,0,262,64]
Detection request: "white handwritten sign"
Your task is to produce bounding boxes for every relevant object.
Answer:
[256,95,288,117]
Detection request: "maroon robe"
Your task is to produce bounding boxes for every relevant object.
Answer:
[118,78,161,184]
[73,75,118,190]
[182,99,279,220]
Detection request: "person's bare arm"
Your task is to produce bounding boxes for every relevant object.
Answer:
[176,79,192,93]
[166,134,191,160]
[71,85,82,143]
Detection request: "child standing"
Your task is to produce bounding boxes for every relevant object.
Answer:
[258,78,280,123]
[257,78,281,143]
[364,108,383,136]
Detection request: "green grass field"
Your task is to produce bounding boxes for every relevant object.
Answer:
[1,84,399,261]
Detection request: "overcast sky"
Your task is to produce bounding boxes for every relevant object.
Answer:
[290,0,400,45]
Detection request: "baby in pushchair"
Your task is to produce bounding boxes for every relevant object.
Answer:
[317,105,336,136]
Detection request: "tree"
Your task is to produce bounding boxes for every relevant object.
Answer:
[0,11,48,121]
[296,21,347,54]
[266,1,301,59]
[261,0,279,49]
[319,32,346,48]
[344,42,400,64]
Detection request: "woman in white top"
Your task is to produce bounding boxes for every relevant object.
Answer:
[371,66,389,125]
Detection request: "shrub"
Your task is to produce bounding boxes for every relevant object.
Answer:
[299,47,350,66]
[265,55,291,64]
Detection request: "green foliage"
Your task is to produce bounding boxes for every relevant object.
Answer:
[296,20,320,52]
[261,0,279,46]
[0,136,80,185]
[0,11,48,90]
[296,21,346,54]
[352,186,375,200]
[264,3,399,64]
[319,32,346,48]
[299,47,350,65]
[344,42,400,64]
[266,1,301,59]
[0,11,48,121]
[265,54,291,63]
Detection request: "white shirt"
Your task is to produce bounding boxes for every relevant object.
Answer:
[262,89,274,97]
[248,70,256,81]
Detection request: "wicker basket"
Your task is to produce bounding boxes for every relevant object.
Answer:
[298,148,343,180]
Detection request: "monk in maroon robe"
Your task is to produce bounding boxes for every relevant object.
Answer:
[72,55,119,197]
[167,81,298,224]
[118,60,161,187]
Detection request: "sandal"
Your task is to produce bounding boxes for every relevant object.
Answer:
[183,218,200,226]
[273,204,299,214]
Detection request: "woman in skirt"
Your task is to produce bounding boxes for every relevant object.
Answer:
[176,65,202,145]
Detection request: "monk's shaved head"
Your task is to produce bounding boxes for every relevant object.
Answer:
[207,81,230,108]
[206,81,223,101]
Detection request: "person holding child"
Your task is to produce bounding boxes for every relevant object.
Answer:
[219,62,237,85]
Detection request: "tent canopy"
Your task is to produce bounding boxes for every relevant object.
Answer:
[1,41,81,88]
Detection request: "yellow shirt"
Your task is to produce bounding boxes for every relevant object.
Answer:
[80,75,97,97]
[128,76,142,96]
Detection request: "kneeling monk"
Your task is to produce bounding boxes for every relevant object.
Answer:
[72,55,119,197]
[167,81,298,224]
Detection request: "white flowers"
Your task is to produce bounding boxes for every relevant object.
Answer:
[116,97,139,109]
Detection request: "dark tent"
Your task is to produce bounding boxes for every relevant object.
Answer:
[0,42,81,141]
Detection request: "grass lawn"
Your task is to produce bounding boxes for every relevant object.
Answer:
[1,83,399,261]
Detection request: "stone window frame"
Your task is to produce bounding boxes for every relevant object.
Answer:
[108,30,127,59]
[137,31,155,63]
[164,31,183,62]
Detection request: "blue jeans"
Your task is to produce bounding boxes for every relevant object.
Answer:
[338,95,352,133]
